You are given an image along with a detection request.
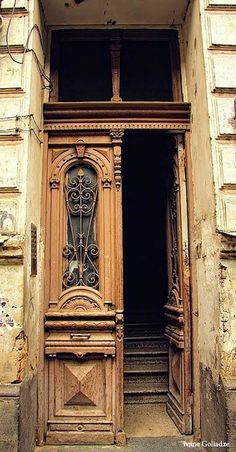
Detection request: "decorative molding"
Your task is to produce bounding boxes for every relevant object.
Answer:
[43,102,191,132]
[113,146,122,191]
[209,45,236,52]
[75,140,86,158]
[60,296,101,311]
[0,88,24,96]
[205,5,236,12]
[102,177,112,189]
[45,320,115,330]
[44,122,190,131]
[1,7,29,16]
[0,134,23,142]
[110,128,124,140]
[49,178,60,189]
[116,312,124,342]
[0,45,25,54]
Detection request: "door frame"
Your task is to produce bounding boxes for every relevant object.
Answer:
[37,101,199,444]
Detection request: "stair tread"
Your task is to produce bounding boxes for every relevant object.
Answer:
[125,335,166,341]
[124,365,168,374]
[125,347,168,354]
[124,385,167,394]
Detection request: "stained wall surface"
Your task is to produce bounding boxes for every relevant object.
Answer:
[0,0,45,450]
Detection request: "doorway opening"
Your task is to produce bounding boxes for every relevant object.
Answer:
[122,131,180,437]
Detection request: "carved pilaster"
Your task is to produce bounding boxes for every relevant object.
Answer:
[110,129,124,191]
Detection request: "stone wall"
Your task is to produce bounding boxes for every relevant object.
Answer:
[0,0,44,450]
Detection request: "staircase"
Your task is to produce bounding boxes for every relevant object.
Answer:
[124,323,169,404]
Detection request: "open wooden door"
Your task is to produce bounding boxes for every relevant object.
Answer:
[43,130,125,445]
[164,134,192,434]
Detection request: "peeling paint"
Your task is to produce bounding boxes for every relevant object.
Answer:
[0,296,15,329]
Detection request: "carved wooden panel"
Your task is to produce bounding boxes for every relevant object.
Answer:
[43,132,124,445]
[46,355,114,444]
[164,135,192,434]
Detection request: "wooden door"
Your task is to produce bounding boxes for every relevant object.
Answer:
[44,131,125,445]
[164,134,192,434]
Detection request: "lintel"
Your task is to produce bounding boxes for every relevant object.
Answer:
[43,102,191,132]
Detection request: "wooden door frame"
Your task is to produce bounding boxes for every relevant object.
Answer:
[38,101,200,444]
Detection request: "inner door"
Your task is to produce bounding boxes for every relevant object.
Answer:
[122,132,192,434]
[165,135,192,434]
[43,132,124,445]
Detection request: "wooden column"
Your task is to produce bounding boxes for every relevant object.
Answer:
[110,32,122,102]
[110,128,125,445]
[49,177,60,302]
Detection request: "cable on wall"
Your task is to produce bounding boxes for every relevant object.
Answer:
[5,0,52,90]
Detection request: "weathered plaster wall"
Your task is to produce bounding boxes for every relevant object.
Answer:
[0,0,45,450]
[200,1,236,449]
[183,0,236,448]
[182,0,223,444]
[200,0,236,374]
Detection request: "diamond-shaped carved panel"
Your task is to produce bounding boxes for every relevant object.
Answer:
[64,361,104,407]
[53,357,108,418]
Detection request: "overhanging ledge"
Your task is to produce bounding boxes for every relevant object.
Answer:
[43,102,191,132]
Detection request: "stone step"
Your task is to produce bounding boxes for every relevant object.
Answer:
[125,373,168,388]
[124,359,168,374]
[124,342,169,354]
[125,335,165,342]
[124,392,168,404]
[124,379,168,404]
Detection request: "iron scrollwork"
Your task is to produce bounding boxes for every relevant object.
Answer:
[62,165,99,290]
[167,153,181,307]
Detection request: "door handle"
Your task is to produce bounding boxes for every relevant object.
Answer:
[70,333,91,341]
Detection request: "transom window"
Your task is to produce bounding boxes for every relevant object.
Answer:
[50,30,182,102]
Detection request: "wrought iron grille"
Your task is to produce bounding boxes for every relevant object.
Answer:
[169,160,180,290]
[62,165,99,290]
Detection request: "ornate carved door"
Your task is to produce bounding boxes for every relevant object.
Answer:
[43,130,125,445]
[164,135,192,434]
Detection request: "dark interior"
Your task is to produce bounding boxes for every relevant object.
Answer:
[122,132,174,324]
[57,32,173,102]
[120,41,173,101]
[58,40,113,101]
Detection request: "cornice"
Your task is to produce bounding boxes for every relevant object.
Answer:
[43,102,191,132]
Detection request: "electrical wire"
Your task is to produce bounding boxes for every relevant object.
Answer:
[0,114,41,132]
[5,0,52,90]
[0,127,43,144]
